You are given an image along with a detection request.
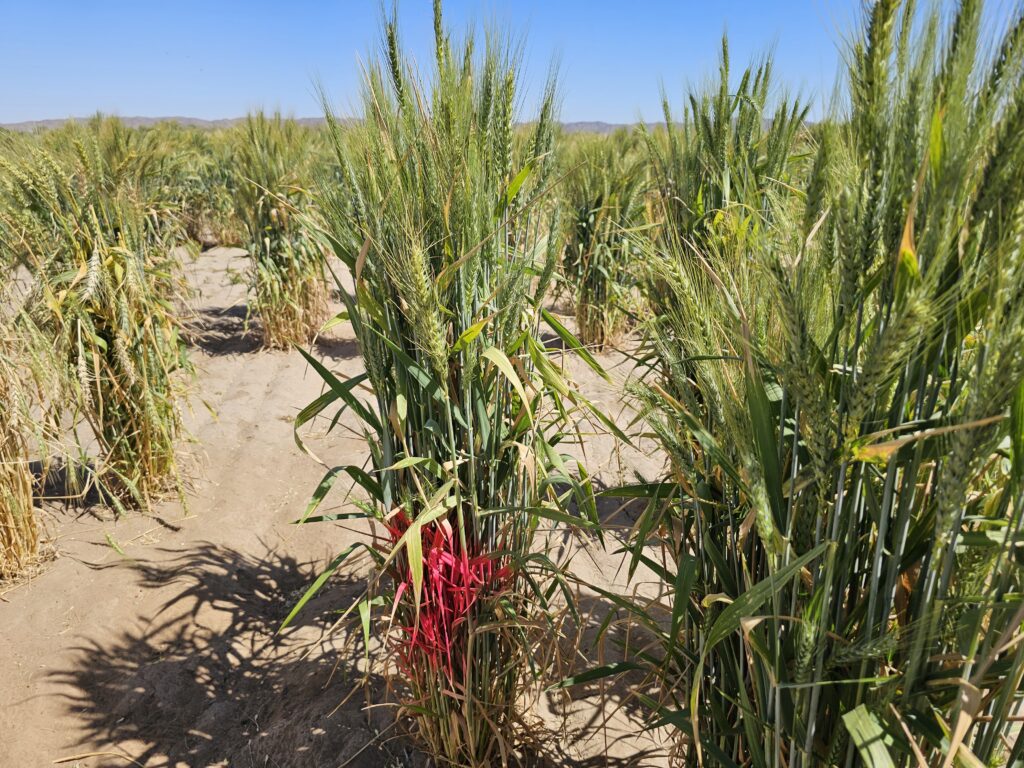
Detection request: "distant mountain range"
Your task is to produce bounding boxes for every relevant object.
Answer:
[0,116,326,131]
[0,116,635,134]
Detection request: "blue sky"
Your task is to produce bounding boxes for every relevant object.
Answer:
[1,1,868,124]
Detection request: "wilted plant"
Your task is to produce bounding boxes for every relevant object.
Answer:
[0,328,38,579]
[0,301,69,578]
[233,112,326,348]
[0,127,192,509]
[285,4,607,765]
[39,116,190,241]
[150,123,242,248]
[560,130,647,349]
[575,3,1024,766]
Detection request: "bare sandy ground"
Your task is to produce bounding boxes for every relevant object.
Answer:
[0,247,670,767]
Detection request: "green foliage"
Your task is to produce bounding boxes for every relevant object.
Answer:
[150,122,243,247]
[574,3,1024,766]
[232,112,327,348]
[560,130,648,349]
[643,37,807,247]
[289,5,603,765]
[1,5,1023,767]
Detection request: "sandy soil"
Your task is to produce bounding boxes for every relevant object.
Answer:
[0,247,670,768]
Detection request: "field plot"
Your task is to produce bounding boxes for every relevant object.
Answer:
[4,1,1024,766]
[0,246,664,766]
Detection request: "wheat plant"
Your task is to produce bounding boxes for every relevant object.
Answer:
[0,328,39,579]
[560,130,648,349]
[569,2,1024,765]
[0,126,192,509]
[643,38,807,248]
[283,4,611,765]
[233,112,327,348]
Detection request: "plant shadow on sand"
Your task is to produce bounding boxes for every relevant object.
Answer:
[537,589,674,767]
[185,303,360,361]
[185,304,262,356]
[31,457,106,511]
[530,481,674,766]
[51,541,421,768]
[51,536,665,767]
[29,458,186,534]
[312,335,360,361]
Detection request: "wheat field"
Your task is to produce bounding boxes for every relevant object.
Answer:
[2,1,1024,766]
